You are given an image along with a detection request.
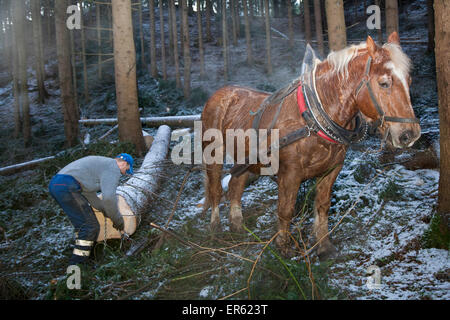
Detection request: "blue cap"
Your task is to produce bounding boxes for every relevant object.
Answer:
[116,153,134,174]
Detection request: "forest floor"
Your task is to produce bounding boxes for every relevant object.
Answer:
[0,0,448,300]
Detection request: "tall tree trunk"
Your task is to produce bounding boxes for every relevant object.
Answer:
[169,0,182,88]
[375,0,383,44]
[314,0,324,57]
[55,0,79,147]
[138,1,146,69]
[149,0,158,77]
[264,0,272,75]
[13,0,31,146]
[303,0,312,44]
[96,3,102,80]
[80,4,90,101]
[435,0,450,242]
[31,0,48,104]
[287,0,293,50]
[205,0,212,41]
[111,0,146,156]
[427,0,435,53]
[243,0,253,65]
[385,0,399,37]
[181,0,191,98]
[159,0,167,80]
[231,0,238,46]
[197,0,206,78]
[222,0,230,80]
[168,0,174,63]
[11,12,21,139]
[325,0,347,51]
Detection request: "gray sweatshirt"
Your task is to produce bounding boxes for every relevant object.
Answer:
[58,156,122,225]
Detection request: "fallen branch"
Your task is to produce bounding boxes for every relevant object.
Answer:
[79,115,201,128]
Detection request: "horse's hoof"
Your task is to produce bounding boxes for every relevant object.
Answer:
[317,243,338,262]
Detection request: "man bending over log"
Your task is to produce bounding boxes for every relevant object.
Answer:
[48,154,134,266]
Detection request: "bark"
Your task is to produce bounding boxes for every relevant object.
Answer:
[385,0,399,37]
[231,0,237,46]
[111,0,146,156]
[222,0,230,80]
[314,0,324,57]
[80,4,90,101]
[435,0,450,235]
[138,2,146,69]
[55,0,79,147]
[96,3,102,80]
[159,0,167,80]
[264,0,272,75]
[325,0,347,51]
[427,0,435,52]
[205,0,212,41]
[149,0,158,77]
[13,0,31,146]
[169,0,182,88]
[243,0,253,65]
[31,0,48,104]
[197,0,206,77]
[303,0,312,44]
[181,0,191,98]
[96,126,172,241]
[287,0,293,50]
[375,0,383,44]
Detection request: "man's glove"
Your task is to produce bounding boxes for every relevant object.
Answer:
[112,216,124,231]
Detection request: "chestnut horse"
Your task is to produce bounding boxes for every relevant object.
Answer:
[201,33,421,259]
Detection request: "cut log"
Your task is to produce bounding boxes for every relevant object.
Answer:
[95,125,172,241]
[79,115,201,128]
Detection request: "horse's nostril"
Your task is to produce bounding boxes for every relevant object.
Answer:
[399,130,412,145]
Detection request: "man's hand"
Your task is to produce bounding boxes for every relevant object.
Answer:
[113,216,124,231]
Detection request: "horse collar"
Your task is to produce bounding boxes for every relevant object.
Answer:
[297,66,368,145]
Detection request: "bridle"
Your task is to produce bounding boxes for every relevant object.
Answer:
[355,56,420,129]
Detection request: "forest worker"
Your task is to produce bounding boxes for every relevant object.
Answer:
[48,154,134,266]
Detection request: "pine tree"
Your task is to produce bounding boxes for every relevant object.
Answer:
[325,0,346,51]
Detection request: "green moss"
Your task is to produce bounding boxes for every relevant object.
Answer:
[422,213,450,250]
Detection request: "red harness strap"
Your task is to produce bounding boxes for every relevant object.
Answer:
[296,83,338,144]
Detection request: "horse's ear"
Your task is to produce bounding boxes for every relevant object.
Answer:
[387,31,400,45]
[366,36,377,58]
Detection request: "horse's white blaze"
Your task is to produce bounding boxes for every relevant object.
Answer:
[384,61,411,104]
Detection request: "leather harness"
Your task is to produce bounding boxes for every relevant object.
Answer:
[230,55,419,178]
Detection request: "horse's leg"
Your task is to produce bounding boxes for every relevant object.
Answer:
[275,166,303,256]
[205,163,224,232]
[313,164,343,260]
[227,172,249,233]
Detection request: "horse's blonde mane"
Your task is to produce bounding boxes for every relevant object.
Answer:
[325,41,411,81]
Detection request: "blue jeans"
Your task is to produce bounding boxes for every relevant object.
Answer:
[49,174,100,264]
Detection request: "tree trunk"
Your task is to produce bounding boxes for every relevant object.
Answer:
[197,0,206,78]
[169,0,182,88]
[138,1,146,69]
[303,0,312,44]
[205,0,212,41]
[427,0,435,52]
[243,0,253,65]
[325,0,347,51]
[231,0,238,46]
[385,0,399,37]
[222,0,230,80]
[264,0,272,75]
[159,0,167,80]
[96,126,172,241]
[149,0,158,77]
[314,0,324,57]
[287,0,293,50]
[375,0,383,44]
[435,0,450,241]
[168,0,174,63]
[79,114,201,127]
[11,15,21,139]
[181,0,191,98]
[111,0,146,156]
[55,0,79,147]
[96,3,102,80]
[31,0,48,104]
[80,4,90,101]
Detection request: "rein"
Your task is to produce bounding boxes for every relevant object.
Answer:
[355,56,420,128]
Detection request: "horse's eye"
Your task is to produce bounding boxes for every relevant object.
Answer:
[378,81,390,89]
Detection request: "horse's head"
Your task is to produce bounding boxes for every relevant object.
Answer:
[355,32,420,148]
